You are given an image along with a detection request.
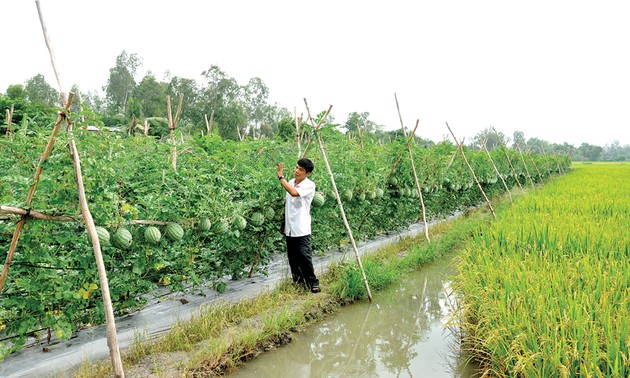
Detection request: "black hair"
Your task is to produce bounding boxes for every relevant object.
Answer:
[297,158,314,173]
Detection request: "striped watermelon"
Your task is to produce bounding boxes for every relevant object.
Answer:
[111,227,133,250]
[342,189,353,202]
[263,207,275,221]
[144,226,161,245]
[95,226,110,245]
[198,218,212,232]
[212,220,230,234]
[312,192,325,207]
[233,215,247,231]
[375,188,384,198]
[165,223,184,241]
[250,212,265,227]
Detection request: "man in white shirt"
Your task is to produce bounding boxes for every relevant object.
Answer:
[276,158,321,293]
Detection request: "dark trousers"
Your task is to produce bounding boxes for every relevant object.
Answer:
[285,235,319,288]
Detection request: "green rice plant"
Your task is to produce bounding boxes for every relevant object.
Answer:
[454,162,630,377]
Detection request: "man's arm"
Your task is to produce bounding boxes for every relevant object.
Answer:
[276,163,299,197]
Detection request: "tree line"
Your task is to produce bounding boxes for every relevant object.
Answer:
[1,50,628,161]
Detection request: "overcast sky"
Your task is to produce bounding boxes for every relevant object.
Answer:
[2,0,629,146]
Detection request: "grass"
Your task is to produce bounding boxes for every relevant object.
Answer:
[454,162,629,377]
[73,200,496,377]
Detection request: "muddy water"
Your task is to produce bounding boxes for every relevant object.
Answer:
[231,253,478,377]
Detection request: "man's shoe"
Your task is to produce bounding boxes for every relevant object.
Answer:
[311,285,321,293]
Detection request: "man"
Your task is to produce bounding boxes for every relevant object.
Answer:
[276,158,321,293]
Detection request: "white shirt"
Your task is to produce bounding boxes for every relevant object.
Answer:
[284,177,315,237]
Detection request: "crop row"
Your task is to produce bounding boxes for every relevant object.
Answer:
[0,129,569,359]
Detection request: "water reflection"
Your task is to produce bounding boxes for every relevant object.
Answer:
[231,254,477,377]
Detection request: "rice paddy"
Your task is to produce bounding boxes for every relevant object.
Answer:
[455,162,629,377]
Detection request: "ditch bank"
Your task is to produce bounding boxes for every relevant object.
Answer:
[0,212,467,378]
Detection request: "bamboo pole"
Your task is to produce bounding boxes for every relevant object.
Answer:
[5,105,13,139]
[34,3,124,373]
[294,108,302,158]
[445,122,496,219]
[0,205,77,222]
[526,147,545,185]
[69,138,124,378]
[491,127,523,193]
[300,104,332,158]
[316,133,373,302]
[405,120,430,242]
[394,93,408,138]
[481,137,512,203]
[167,95,183,171]
[446,137,465,170]
[303,100,372,302]
[35,0,67,105]
[540,146,553,176]
[0,95,74,295]
[516,144,535,189]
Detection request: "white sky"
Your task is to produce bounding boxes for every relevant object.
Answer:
[2,0,629,146]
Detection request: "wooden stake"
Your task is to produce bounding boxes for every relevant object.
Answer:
[491,127,523,193]
[406,120,430,242]
[526,147,545,185]
[446,137,465,170]
[445,122,496,219]
[516,144,535,189]
[300,102,331,158]
[69,137,124,378]
[316,133,373,302]
[5,105,13,139]
[0,95,75,295]
[295,108,302,158]
[303,99,372,302]
[167,95,183,172]
[481,137,512,203]
[35,0,67,105]
[0,205,77,222]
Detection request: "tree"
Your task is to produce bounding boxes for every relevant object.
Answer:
[104,51,142,114]
[24,74,60,106]
[473,127,506,150]
[526,137,552,154]
[243,77,269,138]
[6,84,25,99]
[199,65,242,140]
[577,143,603,161]
[512,130,526,149]
[132,73,167,118]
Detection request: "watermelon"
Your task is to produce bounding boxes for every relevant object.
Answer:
[312,192,325,207]
[165,223,184,241]
[198,218,212,232]
[326,190,337,201]
[250,212,265,227]
[111,227,133,250]
[144,226,161,245]
[212,220,230,234]
[342,189,353,202]
[95,226,110,245]
[369,191,377,200]
[375,188,384,198]
[233,215,247,230]
[388,177,399,187]
[263,207,275,221]
[357,192,366,201]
